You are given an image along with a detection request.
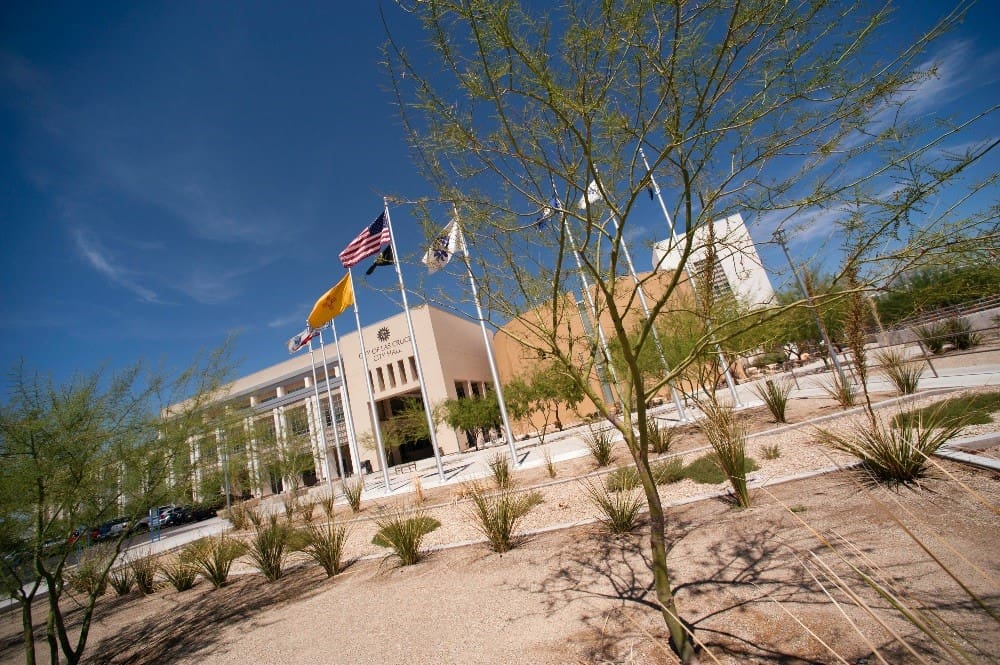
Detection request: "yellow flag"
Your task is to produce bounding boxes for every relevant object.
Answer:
[307,273,354,328]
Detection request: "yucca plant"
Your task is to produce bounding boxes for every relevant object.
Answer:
[945,317,980,350]
[586,426,615,467]
[128,550,158,595]
[466,488,542,553]
[820,372,856,408]
[542,447,557,478]
[319,492,337,519]
[68,547,112,596]
[185,534,245,588]
[698,401,753,508]
[762,444,781,460]
[282,493,298,521]
[160,556,198,592]
[751,377,793,423]
[644,419,675,454]
[820,405,966,485]
[246,514,299,582]
[108,565,134,596]
[371,507,440,566]
[343,478,364,513]
[297,498,317,524]
[487,451,511,488]
[226,501,254,531]
[302,519,352,577]
[914,322,947,354]
[875,347,922,396]
[583,478,644,534]
[606,465,640,492]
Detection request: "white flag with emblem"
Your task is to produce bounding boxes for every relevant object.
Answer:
[422,218,467,274]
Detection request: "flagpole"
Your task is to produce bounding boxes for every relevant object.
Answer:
[305,340,335,495]
[383,199,447,482]
[592,167,688,421]
[639,147,743,407]
[561,214,625,407]
[315,327,347,480]
[329,319,363,477]
[452,206,519,464]
[348,268,393,494]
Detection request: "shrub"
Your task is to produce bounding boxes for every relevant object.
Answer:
[606,466,640,492]
[651,458,685,485]
[944,318,980,350]
[586,426,615,467]
[820,372,856,408]
[762,444,781,460]
[542,447,557,478]
[914,322,947,354]
[583,479,644,534]
[343,478,364,513]
[320,492,336,520]
[129,550,158,595]
[246,514,299,582]
[227,501,254,531]
[467,488,541,552]
[412,473,426,504]
[892,391,1000,429]
[684,453,758,486]
[875,347,922,395]
[371,508,440,566]
[302,519,351,577]
[821,406,966,485]
[108,566,134,596]
[751,378,793,423]
[160,557,198,592]
[487,451,511,488]
[282,493,298,521]
[186,534,245,588]
[698,402,754,507]
[644,420,675,454]
[68,547,112,596]
[298,498,317,524]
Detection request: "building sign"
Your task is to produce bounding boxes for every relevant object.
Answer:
[360,326,411,362]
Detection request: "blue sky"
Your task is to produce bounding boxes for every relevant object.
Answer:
[1,1,997,390]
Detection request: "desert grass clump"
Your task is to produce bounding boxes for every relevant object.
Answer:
[651,457,685,485]
[371,507,440,566]
[892,390,1000,429]
[583,478,644,535]
[185,534,245,588]
[226,501,254,531]
[68,547,112,596]
[945,317,980,350]
[298,498,317,524]
[246,514,300,582]
[821,406,965,485]
[467,488,542,552]
[282,493,298,521]
[343,478,364,513]
[698,402,754,507]
[645,420,675,454]
[762,444,781,460]
[412,473,426,504]
[542,447,557,478]
[487,451,511,488]
[320,492,337,519]
[128,550,158,595]
[108,566,134,596]
[820,372,856,408]
[875,347,922,396]
[160,556,198,592]
[606,465,640,492]
[751,377,793,423]
[302,518,351,578]
[914,322,947,354]
[586,426,615,467]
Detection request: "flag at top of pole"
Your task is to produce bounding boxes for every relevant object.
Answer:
[307,272,354,329]
[339,210,391,268]
[577,179,602,209]
[421,217,466,274]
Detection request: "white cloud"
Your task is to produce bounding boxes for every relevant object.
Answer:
[72,228,159,302]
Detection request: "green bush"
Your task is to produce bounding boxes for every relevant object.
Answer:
[302,519,351,578]
[683,453,758,486]
[822,405,965,485]
[945,318,980,350]
[583,479,644,535]
[651,458,685,485]
[606,466,640,492]
[893,391,1000,429]
[246,514,300,582]
[762,444,781,460]
[68,547,112,596]
[914,322,947,354]
[467,488,542,553]
[586,426,615,467]
[185,534,245,588]
[371,509,440,566]
[487,451,511,488]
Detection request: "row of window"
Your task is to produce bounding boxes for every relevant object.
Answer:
[370,356,419,392]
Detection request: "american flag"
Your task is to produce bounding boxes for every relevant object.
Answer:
[339,211,391,269]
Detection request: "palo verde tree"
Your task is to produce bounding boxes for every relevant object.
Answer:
[0,344,236,665]
[386,1,997,659]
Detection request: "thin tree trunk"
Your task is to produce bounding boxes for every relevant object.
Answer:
[20,599,36,665]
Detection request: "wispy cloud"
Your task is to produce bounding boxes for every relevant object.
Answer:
[267,309,308,329]
[72,228,159,302]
